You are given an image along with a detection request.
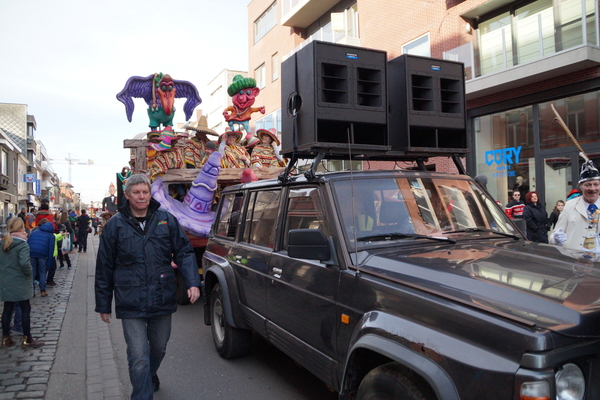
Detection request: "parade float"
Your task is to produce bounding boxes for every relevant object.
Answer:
[116,73,285,302]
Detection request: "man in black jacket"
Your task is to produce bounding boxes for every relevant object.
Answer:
[95,174,200,399]
[76,209,91,252]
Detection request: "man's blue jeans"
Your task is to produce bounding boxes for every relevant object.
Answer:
[121,314,172,400]
[31,257,47,291]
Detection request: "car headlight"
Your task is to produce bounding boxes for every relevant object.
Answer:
[555,363,585,400]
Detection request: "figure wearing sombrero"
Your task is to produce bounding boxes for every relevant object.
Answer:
[219,128,250,168]
[182,115,219,168]
[97,211,114,236]
[250,128,286,168]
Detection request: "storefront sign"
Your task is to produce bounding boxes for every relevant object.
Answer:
[485,146,521,178]
[35,179,40,196]
[24,174,36,183]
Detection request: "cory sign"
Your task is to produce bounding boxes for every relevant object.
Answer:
[484,146,521,178]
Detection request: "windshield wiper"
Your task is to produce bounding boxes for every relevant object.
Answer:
[357,232,456,244]
[442,228,520,240]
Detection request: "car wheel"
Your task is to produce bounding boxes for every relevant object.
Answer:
[357,362,436,400]
[210,284,252,359]
[175,269,191,305]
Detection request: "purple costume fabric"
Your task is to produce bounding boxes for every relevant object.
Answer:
[151,152,221,237]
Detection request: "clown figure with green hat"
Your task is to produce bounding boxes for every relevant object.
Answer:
[222,75,265,134]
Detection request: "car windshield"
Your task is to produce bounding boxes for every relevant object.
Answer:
[332,176,517,249]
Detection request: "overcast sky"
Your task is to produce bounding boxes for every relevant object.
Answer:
[1,0,249,204]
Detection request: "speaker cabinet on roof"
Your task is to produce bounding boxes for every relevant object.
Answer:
[387,54,467,152]
[281,41,388,156]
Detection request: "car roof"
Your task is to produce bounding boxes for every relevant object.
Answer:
[221,169,472,194]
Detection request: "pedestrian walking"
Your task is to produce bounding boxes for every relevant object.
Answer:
[95,174,200,399]
[27,219,55,297]
[1,217,44,349]
[76,209,91,253]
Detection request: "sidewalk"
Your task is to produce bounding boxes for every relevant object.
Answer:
[0,234,126,400]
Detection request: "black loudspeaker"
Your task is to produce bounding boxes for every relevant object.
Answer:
[281,41,388,156]
[387,55,467,152]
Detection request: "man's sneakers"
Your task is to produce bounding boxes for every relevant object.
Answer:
[152,375,160,392]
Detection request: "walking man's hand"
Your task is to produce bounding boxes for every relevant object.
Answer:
[188,287,200,304]
[100,313,112,323]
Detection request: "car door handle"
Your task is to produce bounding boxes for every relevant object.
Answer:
[272,267,282,278]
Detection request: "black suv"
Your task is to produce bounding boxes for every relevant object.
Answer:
[202,169,600,400]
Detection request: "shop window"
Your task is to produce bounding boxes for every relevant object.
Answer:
[474,106,535,207]
[540,91,600,149]
[566,96,585,138]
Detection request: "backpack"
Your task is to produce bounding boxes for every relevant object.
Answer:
[25,215,35,230]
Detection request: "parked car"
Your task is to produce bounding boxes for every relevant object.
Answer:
[202,168,600,400]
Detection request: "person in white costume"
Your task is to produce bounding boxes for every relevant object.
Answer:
[550,159,600,253]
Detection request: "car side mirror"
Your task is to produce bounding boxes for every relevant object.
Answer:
[288,229,330,261]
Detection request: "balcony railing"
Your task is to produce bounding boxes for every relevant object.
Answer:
[444,0,599,81]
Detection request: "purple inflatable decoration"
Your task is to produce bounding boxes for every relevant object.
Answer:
[151,151,221,237]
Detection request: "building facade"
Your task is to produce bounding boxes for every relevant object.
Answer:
[0,103,63,214]
[248,0,600,215]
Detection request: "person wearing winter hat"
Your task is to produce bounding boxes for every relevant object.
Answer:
[219,129,250,168]
[250,128,286,168]
[550,159,600,252]
[198,141,217,167]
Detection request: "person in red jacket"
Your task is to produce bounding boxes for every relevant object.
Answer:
[505,190,525,219]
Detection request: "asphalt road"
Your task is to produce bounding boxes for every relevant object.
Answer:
[109,300,338,399]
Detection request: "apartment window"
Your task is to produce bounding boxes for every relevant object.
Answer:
[255,109,282,132]
[211,86,222,112]
[308,3,359,45]
[13,158,17,182]
[255,63,266,89]
[1,150,7,175]
[403,34,431,57]
[271,53,279,81]
[254,2,277,43]
[477,0,597,77]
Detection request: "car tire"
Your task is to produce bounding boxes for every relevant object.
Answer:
[175,269,191,306]
[357,362,436,400]
[210,284,252,359]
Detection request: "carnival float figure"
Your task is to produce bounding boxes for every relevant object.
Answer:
[251,128,286,168]
[219,129,251,168]
[151,151,221,237]
[222,75,265,135]
[116,73,202,151]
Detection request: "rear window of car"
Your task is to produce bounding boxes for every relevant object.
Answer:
[215,192,245,239]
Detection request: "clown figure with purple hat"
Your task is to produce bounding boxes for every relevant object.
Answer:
[250,128,286,168]
[550,159,600,253]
